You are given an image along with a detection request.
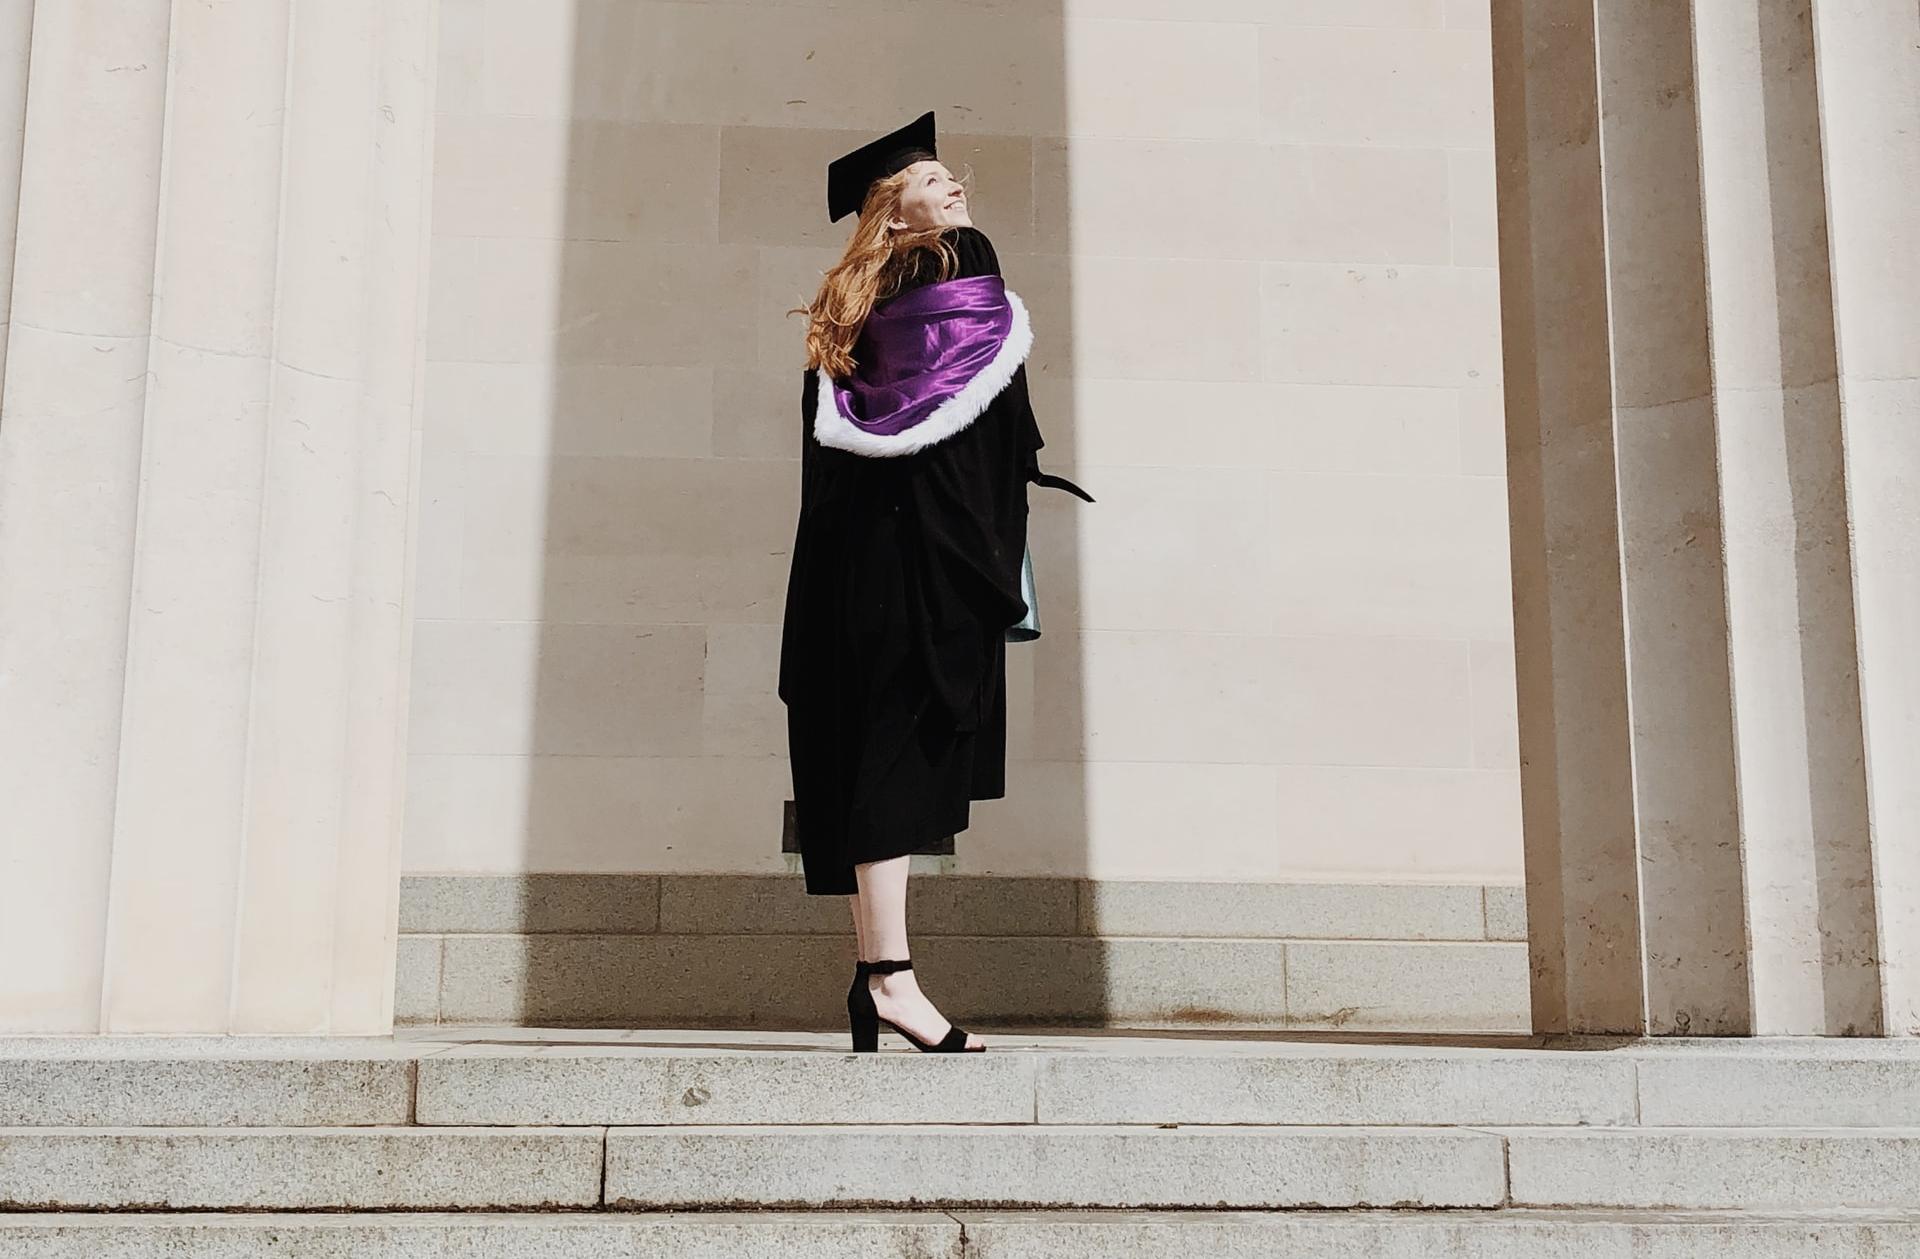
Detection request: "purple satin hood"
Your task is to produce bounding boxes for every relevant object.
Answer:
[814,274,1034,458]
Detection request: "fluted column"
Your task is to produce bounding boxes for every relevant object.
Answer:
[1493,0,1919,1035]
[0,1,437,1034]
[1810,0,1920,1035]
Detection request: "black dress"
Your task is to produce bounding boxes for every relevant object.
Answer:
[778,225,1057,896]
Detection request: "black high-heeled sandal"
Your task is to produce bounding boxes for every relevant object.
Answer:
[846,959,878,1052]
[848,957,984,1053]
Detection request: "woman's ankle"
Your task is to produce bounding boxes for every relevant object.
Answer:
[868,969,919,995]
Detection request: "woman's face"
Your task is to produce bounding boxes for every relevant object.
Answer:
[888,160,971,231]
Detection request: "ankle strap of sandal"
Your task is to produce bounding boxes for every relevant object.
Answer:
[865,958,913,974]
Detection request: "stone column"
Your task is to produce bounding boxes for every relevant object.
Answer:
[0,1,437,1034]
[1493,0,1919,1035]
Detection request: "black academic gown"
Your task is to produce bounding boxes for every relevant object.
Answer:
[777,225,1089,896]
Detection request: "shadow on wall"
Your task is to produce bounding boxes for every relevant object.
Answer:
[518,4,1089,1021]
[415,1,1521,1031]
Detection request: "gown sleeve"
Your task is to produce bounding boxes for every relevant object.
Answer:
[875,226,1021,729]
[777,366,820,707]
[903,224,1031,626]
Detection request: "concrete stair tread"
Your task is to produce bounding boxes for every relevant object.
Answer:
[6,1208,1920,1258]
[9,1208,1920,1222]
[10,1032,1920,1128]
[6,1123,1920,1212]
[601,1123,1920,1210]
[14,1121,1920,1131]
[8,1036,1920,1213]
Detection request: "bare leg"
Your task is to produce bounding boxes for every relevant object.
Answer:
[848,891,866,959]
[853,854,910,959]
[853,854,984,1049]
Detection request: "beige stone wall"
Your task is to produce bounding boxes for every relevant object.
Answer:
[407,0,1520,882]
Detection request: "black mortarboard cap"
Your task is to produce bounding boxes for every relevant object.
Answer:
[826,110,938,223]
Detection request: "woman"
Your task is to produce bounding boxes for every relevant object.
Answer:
[779,111,1093,1054]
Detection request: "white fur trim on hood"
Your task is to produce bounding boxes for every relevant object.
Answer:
[813,287,1033,458]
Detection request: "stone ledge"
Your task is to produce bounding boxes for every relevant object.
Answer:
[397,874,1534,1031]
[408,932,1528,1031]
[603,1124,1508,1209]
[962,1208,1920,1258]
[416,1048,1044,1126]
[0,1054,413,1127]
[416,1044,1620,1128]
[1504,1128,1920,1210]
[10,1122,1920,1213]
[401,873,1528,941]
[11,1035,1920,1131]
[1032,1048,1634,1125]
[0,1127,603,1211]
[1634,1053,1920,1126]
[412,1042,1631,1127]
[7,1210,1919,1259]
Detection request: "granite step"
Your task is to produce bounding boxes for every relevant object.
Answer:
[0,1124,1498,1211]
[5,1209,1920,1258]
[413,1041,1637,1126]
[0,1127,602,1211]
[1503,1127,1920,1210]
[606,1123,1504,1209]
[6,1123,1920,1211]
[603,1124,1920,1212]
[0,1038,416,1127]
[8,1034,1920,1129]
